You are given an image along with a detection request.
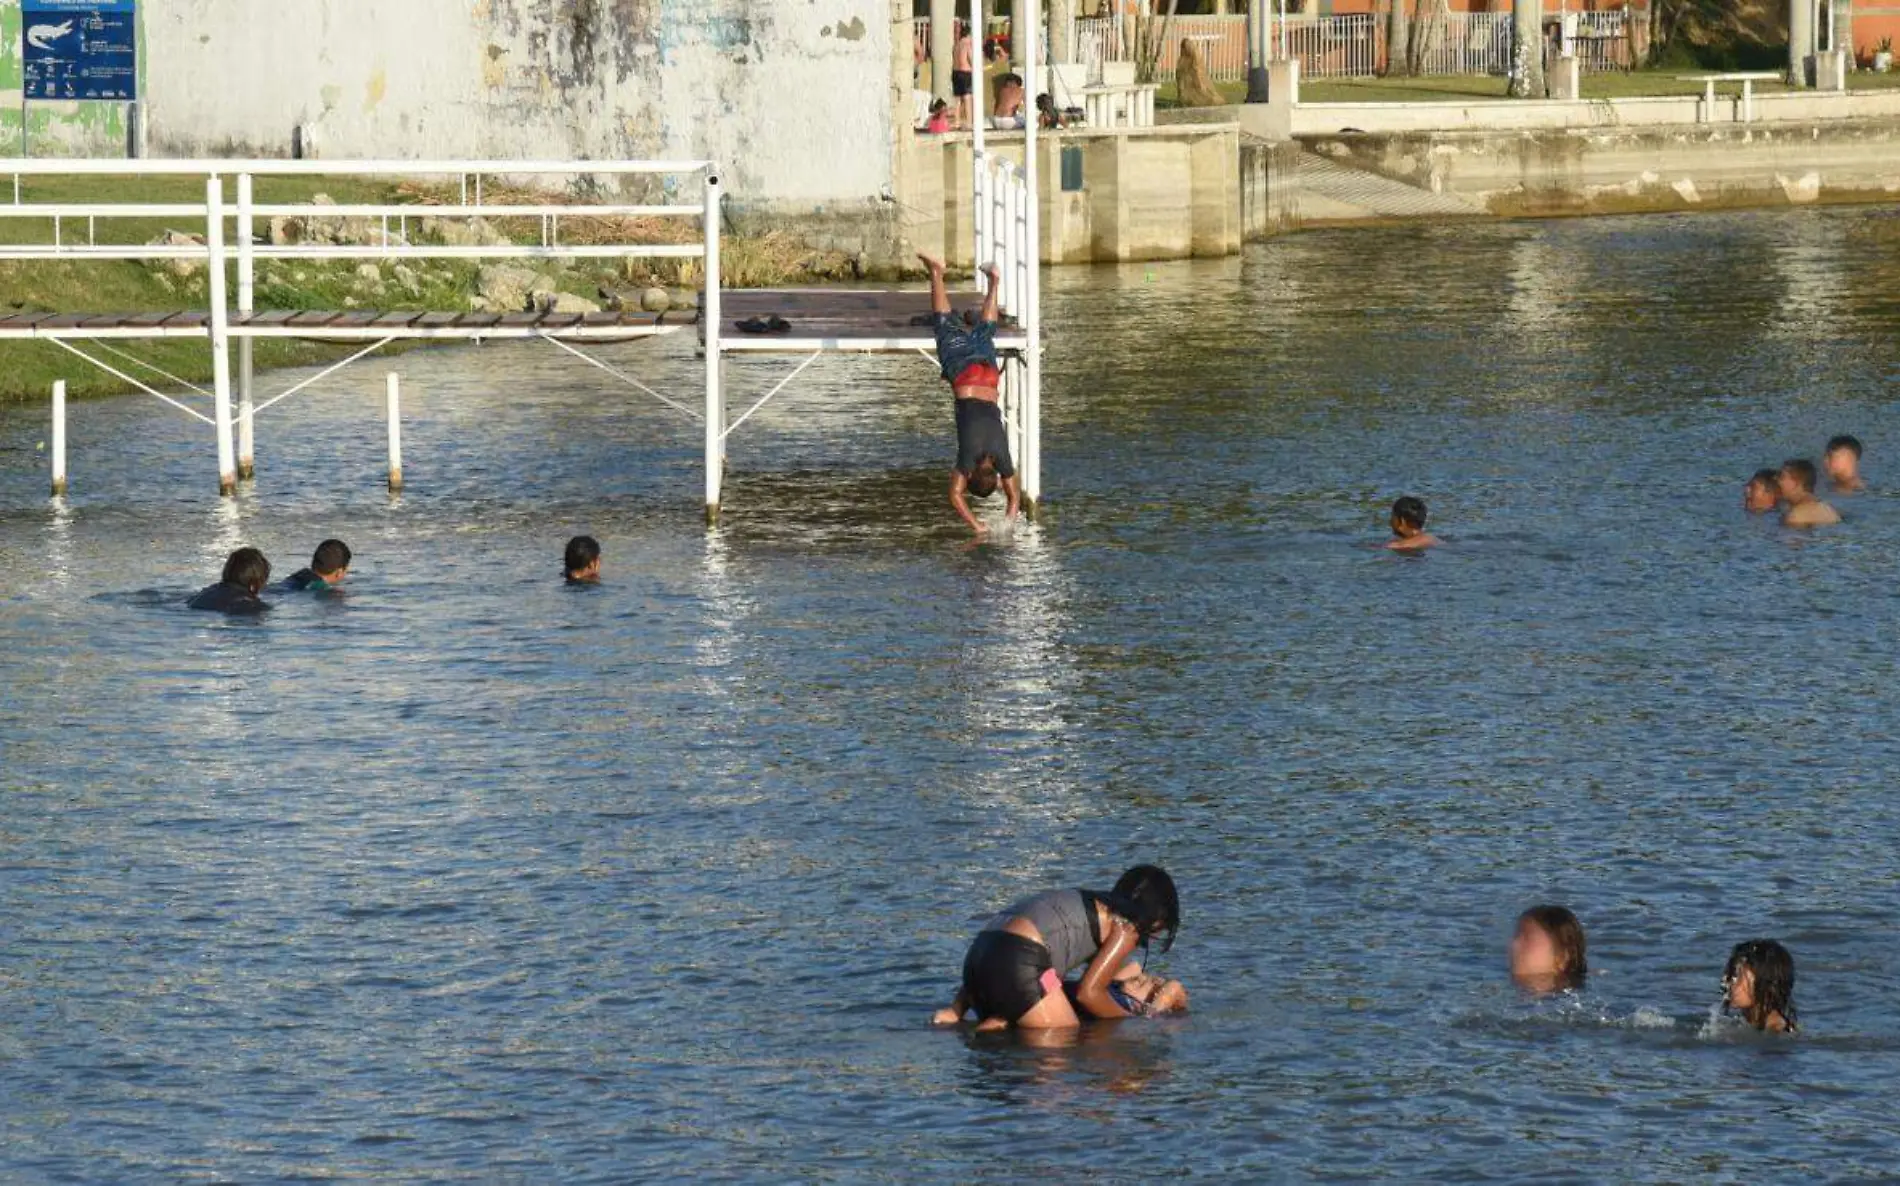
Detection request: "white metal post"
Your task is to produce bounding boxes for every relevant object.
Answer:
[235,172,255,480]
[205,176,238,497]
[703,169,724,524]
[1023,0,1044,510]
[385,372,404,492]
[973,0,989,291]
[50,379,67,497]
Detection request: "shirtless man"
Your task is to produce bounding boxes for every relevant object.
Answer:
[952,29,976,129]
[1778,459,1841,528]
[1824,435,1864,493]
[919,253,1021,536]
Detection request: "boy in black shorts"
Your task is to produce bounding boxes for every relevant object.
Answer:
[919,253,1021,536]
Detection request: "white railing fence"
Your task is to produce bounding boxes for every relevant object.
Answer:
[1070,8,1629,85]
[971,150,1031,325]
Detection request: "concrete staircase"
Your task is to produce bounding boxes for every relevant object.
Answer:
[1294,151,1483,221]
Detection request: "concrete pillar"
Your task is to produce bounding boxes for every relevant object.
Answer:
[1815,46,1849,90]
[1085,133,1131,261]
[1788,0,1813,85]
[1012,0,1031,69]
[1048,0,1073,64]
[1189,130,1239,257]
[932,0,956,101]
[1548,54,1581,100]
[1246,0,1271,103]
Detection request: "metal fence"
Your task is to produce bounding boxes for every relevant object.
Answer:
[1071,9,1629,84]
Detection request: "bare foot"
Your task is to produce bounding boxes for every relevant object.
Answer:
[979,263,1001,285]
[917,252,946,274]
[930,1007,964,1026]
[974,1016,1009,1034]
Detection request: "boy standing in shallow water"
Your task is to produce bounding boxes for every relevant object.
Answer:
[1778,460,1841,528]
[1743,469,1781,514]
[918,253,1022,537]
[1386,496,1439,550]
[564,535,602,584]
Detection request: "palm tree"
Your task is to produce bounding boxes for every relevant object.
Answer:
[1509,0,1544,96]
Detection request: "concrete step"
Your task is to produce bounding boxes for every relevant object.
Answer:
[1295,151,1483,220]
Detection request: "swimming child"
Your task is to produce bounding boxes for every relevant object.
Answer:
[1722,939,1797,1033]
[187,547,272,615]
[1824,435,1864,493]
[1777,460,1842,527]
[917,252,1021,537]
[1067,965,1190,1017]
[1509,904,1587,994]
[1386,496,1440,551]
[282,538,351,593]
[932,864,1181,1031]
[1743,469,1781,514]
[564,535,601,584]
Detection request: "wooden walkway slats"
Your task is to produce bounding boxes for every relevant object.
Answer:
[712,289,1025,351]
[0,308,676,336]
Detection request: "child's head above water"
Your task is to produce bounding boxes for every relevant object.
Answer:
[1744,469,1781,514]
[1723,939,1797,1033]
[1510,904,1587,993]
[1390,496,1428,538]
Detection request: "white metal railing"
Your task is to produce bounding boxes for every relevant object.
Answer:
[1151,14,1250,82]
[972,151,1031,325]
[0,158,720,498]
[1284,15,1382,79]
[1074,15,1126,85]
[1407,12,1514,77]
[1569,11,1632,71]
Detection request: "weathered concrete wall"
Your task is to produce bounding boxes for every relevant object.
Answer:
[918,126,1244,265]
[126,1,895,248]
[1299,121,1900,217]
[1240,134,1301,239]
[1285,87,1900,138]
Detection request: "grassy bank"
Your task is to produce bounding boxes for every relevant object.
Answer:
[1162,67,1900,106]
[0,175,856,403]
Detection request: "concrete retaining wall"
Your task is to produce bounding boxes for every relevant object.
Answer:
[1287,85,1900,137]
[1299,121,1900,215]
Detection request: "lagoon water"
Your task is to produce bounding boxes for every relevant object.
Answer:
[4,207,1900,1180]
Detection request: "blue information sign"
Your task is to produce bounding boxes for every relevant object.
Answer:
[22,0,137,102]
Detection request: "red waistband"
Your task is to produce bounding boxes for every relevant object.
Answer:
[954,362,1000,390]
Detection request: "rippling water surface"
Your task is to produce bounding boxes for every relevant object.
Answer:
[4,207,1900,1180]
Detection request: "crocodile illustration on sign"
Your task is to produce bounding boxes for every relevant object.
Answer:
[27,20,76,50]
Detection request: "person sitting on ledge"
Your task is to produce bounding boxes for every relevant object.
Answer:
[565,535,602,585]
[1386,496,1440,551]
[1824,434,1864,493]
[282,538,351,593]
[1778,459,1841,528]
[924,97,953,134]
[918,252,1021,537]
[1743,469,1781,515]
[992,72,1026,130]
[188,547,272,615]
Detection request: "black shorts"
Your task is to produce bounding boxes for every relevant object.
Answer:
[955,398,1016,479]
[962,930,1057,1022]
[952,69,974,97]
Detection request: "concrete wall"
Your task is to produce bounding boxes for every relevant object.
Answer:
[1284,85,1900,137]
[1300,121,1900,215]
[916,125,1244,265]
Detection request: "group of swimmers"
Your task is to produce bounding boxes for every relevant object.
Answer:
[931,869,1800,1036]
[1742,435,1863,526]
[185,533,605,613]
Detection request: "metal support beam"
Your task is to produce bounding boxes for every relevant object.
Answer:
[50,379,67,497]
[385,372,404,493]
[236,173,256,479]
[1023,0,1044,514]
[205,177,238,496]
[703,169,724,525]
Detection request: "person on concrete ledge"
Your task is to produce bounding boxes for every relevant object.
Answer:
[1386,496,1440,550]
[187,547,272,615]
[564,535,602,585]
[282,538,351,593]
[1824,435,1864,493]
[918,253,1021,537]
[952,28,976,129]
[1743,468,1782,515]
[1778,460,1841,528]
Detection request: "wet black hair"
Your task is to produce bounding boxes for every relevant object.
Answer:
[968,460,999,499]
[1781,459,1818,494]
[221,547,271,592]
[1826,435,1862,459]
[565,534,601,576]
[1106,864,1180,954]
[311,538,352,576]
[1391,496,1428,530]
[1725,939,1797,1032]
[1518,904,1588,989]
[1748,468,1781,492]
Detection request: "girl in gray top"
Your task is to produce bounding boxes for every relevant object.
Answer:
[932,865,1180,1032]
